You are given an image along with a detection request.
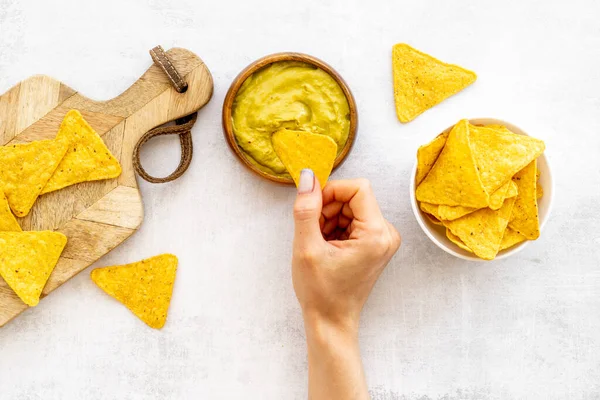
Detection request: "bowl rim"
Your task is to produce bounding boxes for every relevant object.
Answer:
[410,118,554,261]
[222,52,358,185]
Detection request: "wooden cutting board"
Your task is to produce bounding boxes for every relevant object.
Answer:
[0,47,213,327]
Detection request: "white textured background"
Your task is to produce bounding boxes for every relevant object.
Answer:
[1,0,599,399]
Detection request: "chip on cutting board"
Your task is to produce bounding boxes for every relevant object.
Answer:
[0,139,68,217]
[509,160,540,240]
[0,231,67,306]
[0,192,21,232]
[91,254,178,329]
[416,120,489,208]
[272,129,337,189]
[392,43,477,123]
[41,110,122,194]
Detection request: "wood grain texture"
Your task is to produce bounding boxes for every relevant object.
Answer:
[0,48,213,327]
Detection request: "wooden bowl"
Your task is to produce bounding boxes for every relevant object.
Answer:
[222,52,358,185]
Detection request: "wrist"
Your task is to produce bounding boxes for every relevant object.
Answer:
[302,309,359,345]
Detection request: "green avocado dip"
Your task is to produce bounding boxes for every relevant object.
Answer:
[232,61,351,177]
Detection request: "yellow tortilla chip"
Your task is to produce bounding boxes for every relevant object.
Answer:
[0,191,21,232]
[424,212,443,226]
[446,229,473,253]
[272,129,337,189]
[41,110,122,194]
[0,231,67,306]
[470,124,545,194]
[392,43,477,123]
[489,180,512,210]
[500,227,527,251]
[509,160,540,240]
[437,180,513,221]
[416,120,488,208]
[444,197,516,260]
[507,180,518,199]
[415,132,448,185]
[0,139,68,217]
[91,254,178,329]
[420,202,442,220]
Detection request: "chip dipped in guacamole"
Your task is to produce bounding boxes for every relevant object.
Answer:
[231,61,350,178]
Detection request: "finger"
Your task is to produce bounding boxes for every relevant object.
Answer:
[293,169,324,250]
[339,215,351,229]
[321,201,344,220]
[342,202,353,219]
[322,179,382,223]
[322,215,339,236]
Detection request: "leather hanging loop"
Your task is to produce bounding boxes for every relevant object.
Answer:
[132,45,197,183]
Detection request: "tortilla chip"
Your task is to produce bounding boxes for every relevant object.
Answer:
[272,129,337,189]
[41,110,122,194]
[392,43,477,123]
[437,205,475,221]
[424,212,443,226]
[500,227,527,251]
[509,160,540,239]
[416,120,488,208]
[0,139,68,217]
[444,197,516,260]
[507,180,518,199]
[0,231,67,306]
[0,191,21,232]
[420,202,442,220]
[537,182,543,200]
[470,124,545,194]
[446,229,473,253]
[91,254,178,329]
[415,132,449,185]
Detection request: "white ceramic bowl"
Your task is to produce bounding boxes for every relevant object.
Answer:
[410,118,554,261]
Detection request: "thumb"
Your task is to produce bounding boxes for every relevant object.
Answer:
[293,169,324,249]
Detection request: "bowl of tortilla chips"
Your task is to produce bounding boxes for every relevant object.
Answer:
[410,118,553,261]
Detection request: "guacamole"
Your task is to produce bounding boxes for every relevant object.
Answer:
[232,61,351,177]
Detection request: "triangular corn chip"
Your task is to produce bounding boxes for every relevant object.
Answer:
[0,139,68,217]
[0,192,21,232]
[91,254,178,329]
[509,160,540,239]
[423,212,443,226]
[272,130,337,189]
[419,202,442,220]
[500,227,527,251]
[392,43,477,123]
[416,120,488,208]
[415,132,449,185]
[470,124,545,194]
[446,229,473,253]
[0,231,67,306]
[437,180,514,221]
[444,197,516,260]
[507,180,518,199]
[41,110,122,194]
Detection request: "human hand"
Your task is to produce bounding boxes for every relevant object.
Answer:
[291,169,401,335]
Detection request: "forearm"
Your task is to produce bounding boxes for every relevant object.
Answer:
[304,313,370,400]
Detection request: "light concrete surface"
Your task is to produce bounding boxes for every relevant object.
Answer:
[1,0,599,399]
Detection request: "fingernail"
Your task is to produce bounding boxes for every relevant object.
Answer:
[298,169,315,194]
